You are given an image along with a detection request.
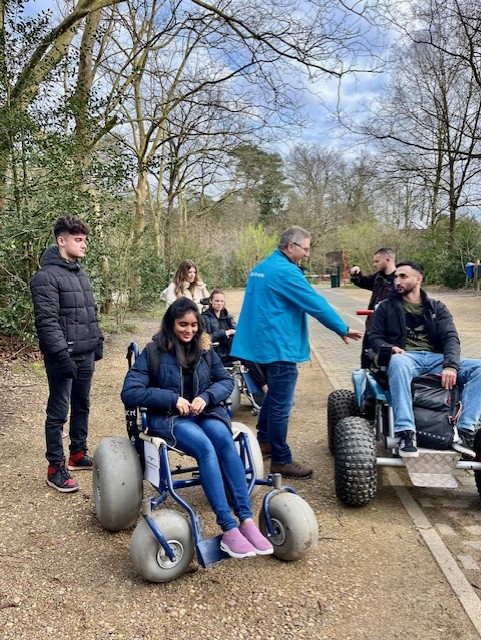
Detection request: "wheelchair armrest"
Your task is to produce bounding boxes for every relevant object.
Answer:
[139,406,149,431]
[377,345,393,368]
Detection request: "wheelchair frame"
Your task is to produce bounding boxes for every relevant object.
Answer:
[92,342,318,582]
[328,367,481,508]
[225,359,265,416]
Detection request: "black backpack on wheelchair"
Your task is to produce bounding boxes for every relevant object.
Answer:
[366,346,461,449]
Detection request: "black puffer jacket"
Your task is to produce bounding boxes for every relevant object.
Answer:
[30,245,103,357]
[201,306,237,361]
[368,289,460,371]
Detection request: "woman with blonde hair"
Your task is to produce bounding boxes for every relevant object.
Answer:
[162,259,209,312]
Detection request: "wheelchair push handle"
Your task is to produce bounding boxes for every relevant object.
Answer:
[356,309,374,316]
[126,342,140,369]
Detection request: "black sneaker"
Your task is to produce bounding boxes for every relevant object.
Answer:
[46,462,79,493]
[398,430,419,458]
[67,451,93,470]
[452,430,476,459]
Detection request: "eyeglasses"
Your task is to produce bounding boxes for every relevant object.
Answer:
[292,242,310,253]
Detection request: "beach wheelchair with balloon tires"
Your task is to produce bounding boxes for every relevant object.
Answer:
[92,342,318,583]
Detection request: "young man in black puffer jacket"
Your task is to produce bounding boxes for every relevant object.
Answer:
[369,260,481,458]
[30,216,104,493]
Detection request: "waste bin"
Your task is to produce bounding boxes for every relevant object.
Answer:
[330,273,340,288]
[465,262,475,279]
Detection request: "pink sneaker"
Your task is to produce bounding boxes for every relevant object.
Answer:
[240,521,274,555]
[220,527,257,559]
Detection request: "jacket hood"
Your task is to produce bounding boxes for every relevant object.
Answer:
[40,245,80,271]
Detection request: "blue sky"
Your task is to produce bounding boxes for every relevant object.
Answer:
[24,0,50,14]
[23,0,388,153]
[297,71,386,150]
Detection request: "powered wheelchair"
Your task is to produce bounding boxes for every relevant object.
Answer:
[224,359,265,417]
[199,297,265,417]
[92,343,318,583]
[327,313,481,508]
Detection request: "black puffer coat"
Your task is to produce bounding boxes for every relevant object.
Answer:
[201,306,237,361]
[30,245,103,357]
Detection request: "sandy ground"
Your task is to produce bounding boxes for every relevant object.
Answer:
[0,289,479,640]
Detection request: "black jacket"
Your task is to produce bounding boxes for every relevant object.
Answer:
[368,289,460,371]
[351,270,396,325]
[30,245,103,358]
[201,307,237,361]
[121,334,233,445]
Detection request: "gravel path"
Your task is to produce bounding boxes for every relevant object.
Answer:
[0,289,479,640]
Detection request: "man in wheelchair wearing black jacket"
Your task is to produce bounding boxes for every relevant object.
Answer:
[369,260,481,458]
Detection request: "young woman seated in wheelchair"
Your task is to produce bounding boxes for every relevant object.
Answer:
[201,289,237,363]
[121,297,273,559]
[201,289,268,394]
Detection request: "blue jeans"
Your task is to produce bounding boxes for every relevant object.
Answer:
[173,417,253,532]
[44,353,95,465]
[388,352,481,434]
[256,361,298,465]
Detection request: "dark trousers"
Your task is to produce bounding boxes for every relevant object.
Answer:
[44,352,95,466]
[256,361,298,465]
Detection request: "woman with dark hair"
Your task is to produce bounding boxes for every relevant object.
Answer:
[121,298,273,559]
[201,289,237,362]
[161,259,209,312]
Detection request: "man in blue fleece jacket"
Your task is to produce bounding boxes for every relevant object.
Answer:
[231,226,362,478]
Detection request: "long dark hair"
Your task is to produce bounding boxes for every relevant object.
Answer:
[156,298,203,368]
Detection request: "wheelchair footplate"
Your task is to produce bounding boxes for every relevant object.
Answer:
[196,534,229,568]
[402,448,461,488]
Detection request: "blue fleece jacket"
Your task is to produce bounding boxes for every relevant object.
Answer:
[230,249,349,364]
